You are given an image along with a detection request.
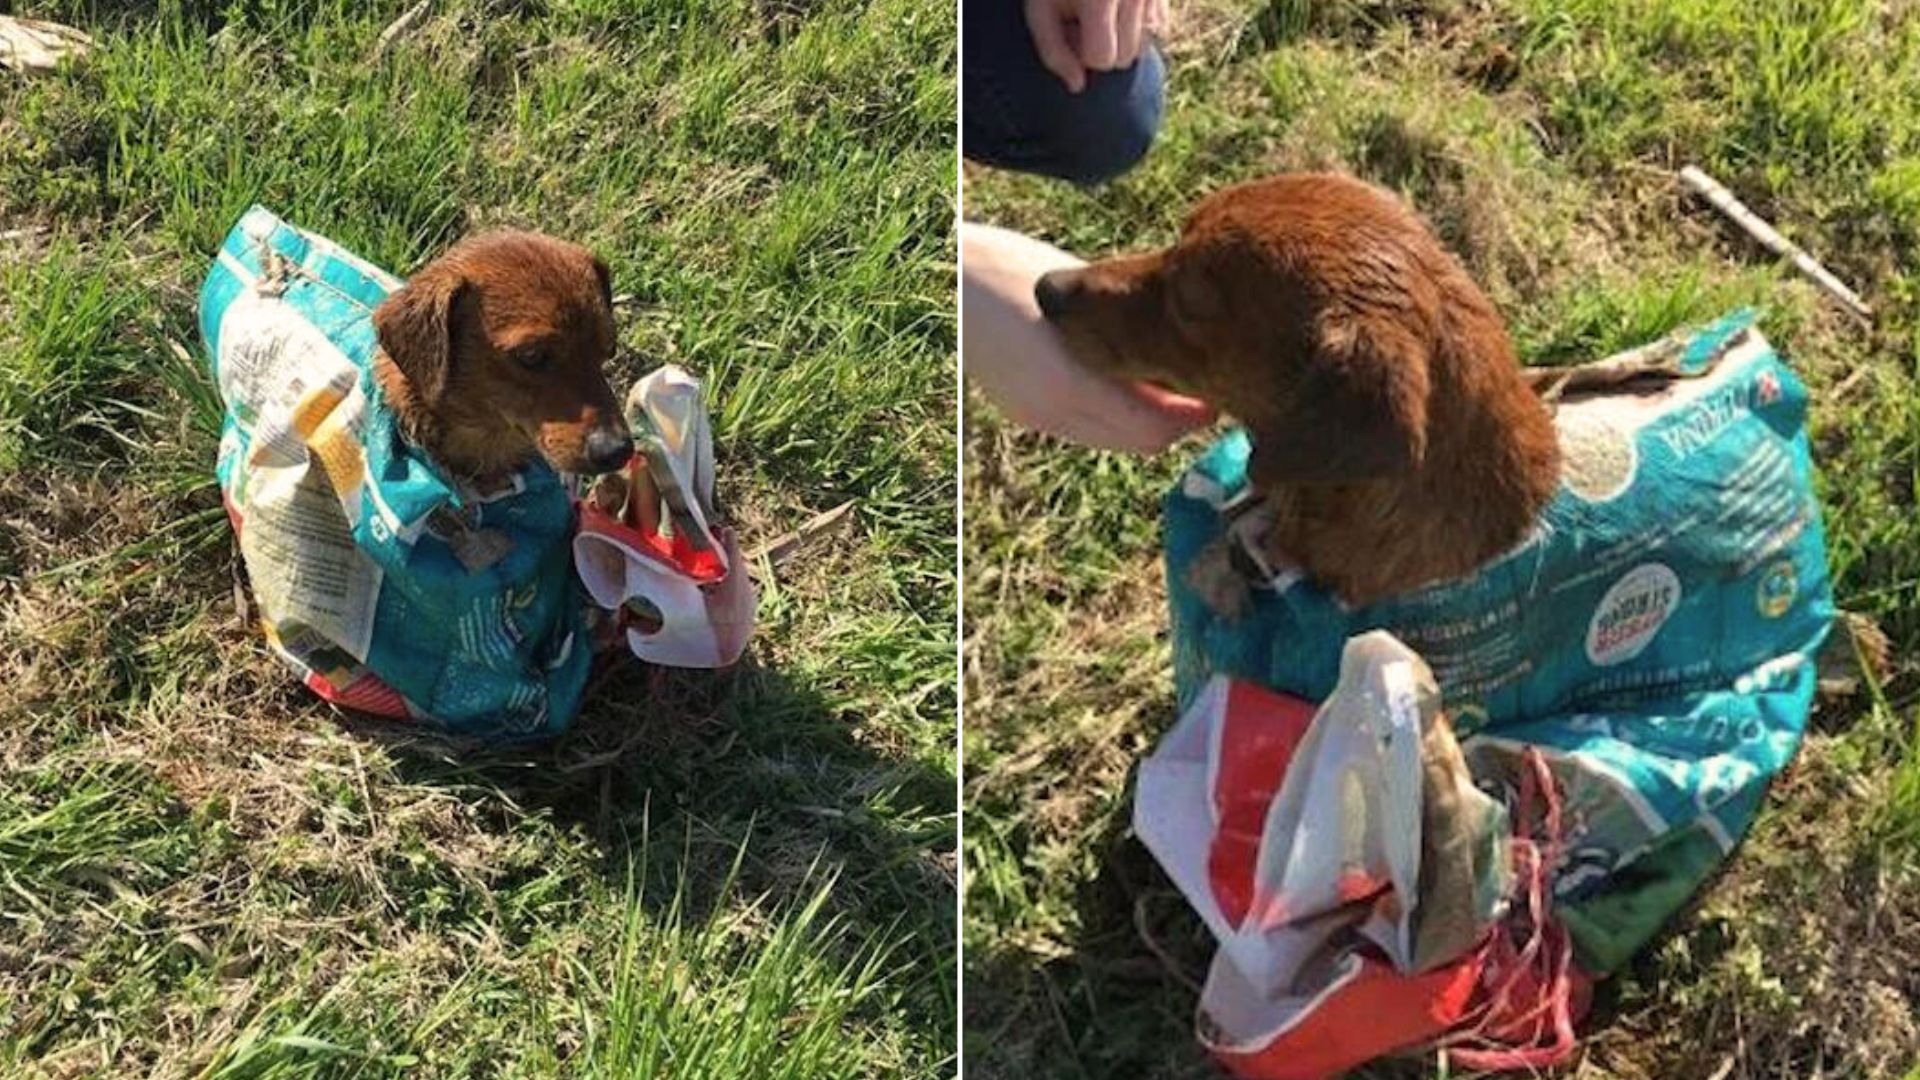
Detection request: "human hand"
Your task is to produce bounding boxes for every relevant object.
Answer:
[1022,0,1170,94]
[962,222,1214,453]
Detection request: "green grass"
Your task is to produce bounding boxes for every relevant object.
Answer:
[0,0,955,1075]
[964,0,1920,1076]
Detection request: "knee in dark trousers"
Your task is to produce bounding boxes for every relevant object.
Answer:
[962,1,1166,184]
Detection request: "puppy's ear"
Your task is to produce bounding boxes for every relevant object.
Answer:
[373,268,468,405]
[591,256,613,311]
[1249,313,1430,487]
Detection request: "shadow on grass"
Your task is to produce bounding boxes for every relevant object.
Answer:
[963,695,1221,1078]
[332,646,954,965]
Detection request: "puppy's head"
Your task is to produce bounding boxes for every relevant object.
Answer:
[1035,174,1461,486]
[373,230,631,478]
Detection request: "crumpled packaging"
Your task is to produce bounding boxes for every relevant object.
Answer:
[572,366,756,668]
[201,206,590,741]
[1137,632,1511,1078]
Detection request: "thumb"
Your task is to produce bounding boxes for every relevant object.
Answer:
[1130,381,1217,427]
[1024,0,1087,92]
[1089,382,1216,453]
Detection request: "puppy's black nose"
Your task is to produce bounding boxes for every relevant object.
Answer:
[585,427,635,474]
[1034,268,1085,321]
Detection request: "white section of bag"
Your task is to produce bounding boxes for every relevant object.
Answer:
[633,364,722,554]
[1139,675,1241,944]
[1243,635,1425,987]
[574,523,754,668]
[571,365,754,668]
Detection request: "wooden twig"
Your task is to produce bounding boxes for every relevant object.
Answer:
[557,728,651,773]
[1522,338,1686,401]
[1133,892,1206,995]
[746,499,856,568]
[371,0,430,61]
[1829,366,1870,401]
[1679,165,1871,322]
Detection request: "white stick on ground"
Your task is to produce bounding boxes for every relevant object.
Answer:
[372,0,431,61]
[0,15,93,73]
[1679,165,1872,322]
[748,500,857,568]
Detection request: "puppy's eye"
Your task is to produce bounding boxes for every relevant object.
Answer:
[510,346,548,370]
[1168,271,1227,326]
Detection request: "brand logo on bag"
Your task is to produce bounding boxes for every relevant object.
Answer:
[1656,370,1784,459]
[1756,560,1796,618]
[1586,563,1681,666]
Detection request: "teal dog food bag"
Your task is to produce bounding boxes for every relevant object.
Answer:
[1163,311,1835,972]
[201,207,591,741]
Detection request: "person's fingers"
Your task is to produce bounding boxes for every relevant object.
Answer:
[1130,381,1216,426]
[960,223,1212,453]
[1145,0,1169,37]
[986,361,1212,454]
[1039,374,1216,454]
[1113,0,1146,67]
[1024,0,1087,92]
[1066,381,1215,453]
[1077,0,1121,70]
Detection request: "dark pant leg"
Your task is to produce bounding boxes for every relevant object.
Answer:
[962,0,1166,185]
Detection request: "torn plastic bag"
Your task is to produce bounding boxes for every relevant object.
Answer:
[573,366,755,668]
[1162,309,1834,976]
[1138,633,1577,1079]
[201,206,590,740]
[1237,632,1507,981]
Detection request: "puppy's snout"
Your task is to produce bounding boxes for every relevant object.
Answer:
[585,426,635,474]
[1034,268,1086,321]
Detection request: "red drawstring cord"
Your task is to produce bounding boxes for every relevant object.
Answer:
[1433,746,1581,1071]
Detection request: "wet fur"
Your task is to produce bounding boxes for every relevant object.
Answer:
[1037,173,1561,606]
[372,231,627,483]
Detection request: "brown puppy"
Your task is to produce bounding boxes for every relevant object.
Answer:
[371,231,633,483]
[1035,173,1561,606]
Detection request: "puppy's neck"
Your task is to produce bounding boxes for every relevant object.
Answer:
[372,352,531,486]
[1427,334,1562,539]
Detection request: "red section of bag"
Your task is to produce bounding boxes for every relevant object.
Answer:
[304,669,410,719]
[576,456,727,584]
[576,500,727,584]
[1211,951,1487,1080]
[1208,680,1317,928]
